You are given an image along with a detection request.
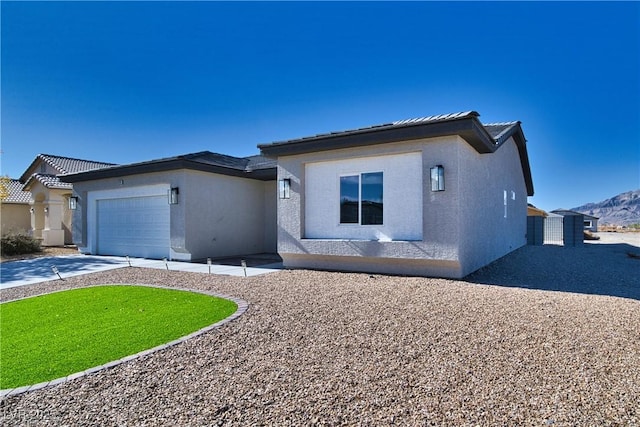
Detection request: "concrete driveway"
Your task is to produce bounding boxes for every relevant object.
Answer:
[0,255,282,289]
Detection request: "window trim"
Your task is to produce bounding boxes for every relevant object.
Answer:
[339,171,383,226]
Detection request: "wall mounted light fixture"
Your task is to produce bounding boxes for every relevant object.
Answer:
[279,178,291,199]
[44,207,49,213]
[69,196,78,210]
[168,187,179,205]
[430,165,445,192]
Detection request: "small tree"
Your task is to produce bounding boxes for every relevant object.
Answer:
[0,175,10,201]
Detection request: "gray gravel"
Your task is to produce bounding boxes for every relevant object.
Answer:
[1,242,639,426]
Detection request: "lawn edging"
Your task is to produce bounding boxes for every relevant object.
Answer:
[0,284,248,399]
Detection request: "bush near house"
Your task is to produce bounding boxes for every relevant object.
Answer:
[1,232,42,256]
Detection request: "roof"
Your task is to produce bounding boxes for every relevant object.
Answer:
[527,204,548,217]
[2,179,32,204]
[61,151,277,183]
[259,111,534,196]
[551,209,599,220]
[19,154,117,183]
[23,174,73,192]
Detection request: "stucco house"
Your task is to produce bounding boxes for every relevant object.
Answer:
[60,110,534,278]
[259,111,534,278]
[9,154,116,246]
[1,179,32,235]
[62,151,277,261]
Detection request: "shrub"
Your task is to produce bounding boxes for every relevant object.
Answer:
[584,230,600,241]
[1,232,42,256]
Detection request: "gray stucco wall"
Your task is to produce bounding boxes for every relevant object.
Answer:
[181,170,276,259]
[456,136,528,274]
[275,135,528,278]
[71,169,276,260]
[263,180,278,252]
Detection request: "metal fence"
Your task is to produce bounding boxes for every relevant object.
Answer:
[528,213,584,246]
[544,215,564,245]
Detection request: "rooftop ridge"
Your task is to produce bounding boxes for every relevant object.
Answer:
[392,111,478,126]
[483,122,521,145]
[483,121,520,127]
[39,153,117,169]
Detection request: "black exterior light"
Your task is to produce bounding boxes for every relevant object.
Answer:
[430,165,445,192]
[168,187,179,204]
[279,178,291,199]
[69,196,78,210]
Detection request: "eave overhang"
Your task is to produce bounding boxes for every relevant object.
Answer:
[61,157,276,183]
[259,112,534,197]
[259,114,497,157]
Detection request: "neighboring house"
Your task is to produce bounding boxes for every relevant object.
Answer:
[1,179,32,235]
[259,111,534,279]
[61,151,277,261]
[18,154,116,246]
[527,203,547,217]
[583,214,599,232]
[551,209,599,232]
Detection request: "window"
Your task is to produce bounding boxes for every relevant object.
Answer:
[340,172,383,225]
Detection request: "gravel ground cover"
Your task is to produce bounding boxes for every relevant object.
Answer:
[0,246,79,263]
[1,242,639,426]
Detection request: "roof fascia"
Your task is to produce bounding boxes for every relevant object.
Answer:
[500,124,534,197]
[18,155,47,183]
[259,116,496,157]
[61,158,276,183]
[21,174,41,191]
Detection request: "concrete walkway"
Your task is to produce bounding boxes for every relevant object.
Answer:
[0,255,282,289]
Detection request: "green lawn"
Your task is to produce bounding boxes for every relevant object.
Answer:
[0,285,237,389]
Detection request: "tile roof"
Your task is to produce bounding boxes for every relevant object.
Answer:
[2,179,31,204]
[23,174,73,191]
[39,154,117,174]
[19,154,117,182]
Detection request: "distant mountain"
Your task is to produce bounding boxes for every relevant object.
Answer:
[571,190,640,226]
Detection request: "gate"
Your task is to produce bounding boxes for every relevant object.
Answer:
[527,213,584,246]
[544,214,563,245]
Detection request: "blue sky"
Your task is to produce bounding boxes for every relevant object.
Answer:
[1,1,638,212]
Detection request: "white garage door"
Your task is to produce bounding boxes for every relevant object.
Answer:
[96,196,170,259]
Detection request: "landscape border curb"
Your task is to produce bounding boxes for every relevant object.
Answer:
[0,284,248,399]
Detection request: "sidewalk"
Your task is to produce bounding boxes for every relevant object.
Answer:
[0,255,282,290]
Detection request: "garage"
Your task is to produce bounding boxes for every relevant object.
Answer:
[96,195,170,259]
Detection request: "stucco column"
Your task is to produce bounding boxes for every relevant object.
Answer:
[30,202,44,240]
[42,200,65,246]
